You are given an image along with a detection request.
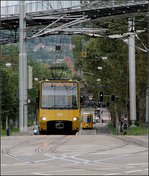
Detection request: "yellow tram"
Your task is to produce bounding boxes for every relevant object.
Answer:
[81,113,93,129]
[37,79,81,134]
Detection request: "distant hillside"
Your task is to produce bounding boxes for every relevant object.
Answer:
[27,35,74,64]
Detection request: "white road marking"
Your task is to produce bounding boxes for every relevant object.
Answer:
[2,163,30,166]
[125,170,143,173]
[104,173,121,175]
[127,163,147,166]
[32,172,51,175]
[33,158,57,163]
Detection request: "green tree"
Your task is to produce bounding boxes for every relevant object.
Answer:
[71,25,148,125]
[1,67,19,129]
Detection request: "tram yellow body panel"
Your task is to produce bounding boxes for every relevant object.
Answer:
[38,109,80,131]
[82,122,93,129]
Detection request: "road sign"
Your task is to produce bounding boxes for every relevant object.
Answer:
[28,66,32,89]
[82,52,87,58]
[9,119,13,124]
[102,57,107,60]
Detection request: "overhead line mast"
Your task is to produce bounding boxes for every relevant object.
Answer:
[147,0,149,124]
[19,1,28,132]
[128,18,136,126]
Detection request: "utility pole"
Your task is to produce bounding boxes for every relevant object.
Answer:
[128,18,136,126]
[19,1,28,132]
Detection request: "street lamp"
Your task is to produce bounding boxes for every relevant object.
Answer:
[97,79,101,82]
[34,78,39,81]
[97,66,102,70]
[5,63,12,67]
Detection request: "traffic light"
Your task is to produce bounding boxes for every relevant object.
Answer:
[111,95,115,102]
[80,95,84,104]
[107,102,110,106]
[99,91,104,102]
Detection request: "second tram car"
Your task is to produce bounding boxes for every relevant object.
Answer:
[37,79,81,134]
[82,113,93,129]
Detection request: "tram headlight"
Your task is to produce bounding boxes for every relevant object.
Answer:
[73,117,79,121]
[40,117,47,121]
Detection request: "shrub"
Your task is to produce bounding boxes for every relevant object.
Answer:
[122,130,127,135]
[135,121,139,126]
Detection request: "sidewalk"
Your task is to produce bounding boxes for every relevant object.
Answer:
[11,126,34,136]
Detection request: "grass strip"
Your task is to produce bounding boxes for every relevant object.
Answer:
[1,128,19,136]
[127,126,148,135]
[107,125,117,135]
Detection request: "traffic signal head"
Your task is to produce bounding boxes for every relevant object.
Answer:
[107,102,110,106]
[111,95,115,102]
[99,91,103,102]
[80,95,84,104]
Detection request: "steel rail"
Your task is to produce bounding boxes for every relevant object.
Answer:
[2,136,72,164]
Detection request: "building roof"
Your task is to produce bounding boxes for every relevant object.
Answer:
[64,56,73,67]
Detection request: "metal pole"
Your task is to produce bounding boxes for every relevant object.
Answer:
[128,18,136,126]
[100,102,102,123]
[146,1,149,124]
[125,58,129,119]
[19,1,27,132]
[23,1,28,132]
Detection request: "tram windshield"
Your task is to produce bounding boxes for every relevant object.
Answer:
[83,115,92,123]
[41,82,78,109]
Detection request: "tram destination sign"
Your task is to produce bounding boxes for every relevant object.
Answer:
[43,82,74,87]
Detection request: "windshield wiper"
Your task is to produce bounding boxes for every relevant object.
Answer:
[47,105,64,109]
[48,106,55,109]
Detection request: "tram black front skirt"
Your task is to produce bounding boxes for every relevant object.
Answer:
[47,121,72,133]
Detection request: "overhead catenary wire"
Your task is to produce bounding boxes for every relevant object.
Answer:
[27,16,91,39]
[135,34,149,51]
[1,1,148,44]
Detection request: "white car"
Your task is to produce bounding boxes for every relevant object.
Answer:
[33,125,39,135]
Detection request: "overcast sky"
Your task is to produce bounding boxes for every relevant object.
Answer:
[1,1,80,7]
[1,1,18,6]
[1,1,38,6]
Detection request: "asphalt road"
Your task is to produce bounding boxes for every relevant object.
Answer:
[1,108,148,175]
[80,107,111,135]
[1,124,148,175]
[79,123,111,135]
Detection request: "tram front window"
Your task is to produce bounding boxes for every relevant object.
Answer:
[83,115,91,123]
[41,82,78,109]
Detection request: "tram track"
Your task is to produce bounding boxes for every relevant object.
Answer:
[2,133,148,175]
[2,131,148,167]
[35,135,73,154]
[2,135,74,164]
[2,138,42,164]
